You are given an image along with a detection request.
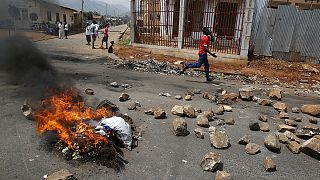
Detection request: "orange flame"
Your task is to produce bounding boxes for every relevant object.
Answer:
[34,89,112,152]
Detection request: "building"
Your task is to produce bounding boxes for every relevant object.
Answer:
[4,0,80,29]
[131,0,254,61]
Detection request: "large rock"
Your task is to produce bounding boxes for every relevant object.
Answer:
[249,121,260,131]
[258,99,273,106]
[119,93,130,102]
[263,156,276,172]
[196,115,210,128]
[200,152,222,172]
[203,111,214,121]
[154,108,166,119]
[301,138,320,160]
[300,104,320,117]
[172,118,188,136]
[239,87,254,101]
[194,128,204,139]
[277,124,296,133]
[171,105,184,116]
[245,143,261,155]
[215,171,232,180]
[278,133,289,144]
[269,88,282,100]
[264,133,281,151]
[273,102,287,112]
[260,122,270,132]
[183,105,196,118]
[47,169,74,180]
[239,135,250,145]
[210,131,230,149]
[287,141,301,154]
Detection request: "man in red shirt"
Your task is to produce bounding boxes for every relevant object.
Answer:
[100,23,109,49]
[182,27,217,82]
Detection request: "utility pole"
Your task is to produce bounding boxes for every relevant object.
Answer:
[81,0,84,27]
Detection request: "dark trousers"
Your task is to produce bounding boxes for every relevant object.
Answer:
[185,53,210,78]
[86,35,91,44]
[64,30,68,39]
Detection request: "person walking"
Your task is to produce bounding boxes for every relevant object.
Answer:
[58,21,63,39]
[100,23,109,49]
[64,22,69,39]
[85,23,91,45]
[90,21,98,49]
[181,27,217,82]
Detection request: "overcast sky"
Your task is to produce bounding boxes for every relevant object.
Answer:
[97,0,130,8]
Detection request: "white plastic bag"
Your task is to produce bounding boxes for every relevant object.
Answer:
[99,116,132,150]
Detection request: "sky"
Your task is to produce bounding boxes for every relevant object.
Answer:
[97,0,130,8]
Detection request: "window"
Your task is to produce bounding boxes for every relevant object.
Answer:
[56,13,60,22]
[70,16,73,21]
[63,14,66,22]
[47,11,52,21]
[21,9,28,21]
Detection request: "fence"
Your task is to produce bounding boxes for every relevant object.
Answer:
[132,0,247,55]
[251,2,320,64]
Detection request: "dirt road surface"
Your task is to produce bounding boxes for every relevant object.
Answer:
[0,26,319,180]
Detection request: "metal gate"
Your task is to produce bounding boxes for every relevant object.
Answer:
[133,0,180,47]
[183,0,246,54]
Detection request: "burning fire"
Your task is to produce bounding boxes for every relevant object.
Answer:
[34,89,113,153]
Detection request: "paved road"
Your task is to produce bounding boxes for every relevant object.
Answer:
[0,29,319,180]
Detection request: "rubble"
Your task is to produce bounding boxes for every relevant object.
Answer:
[269,88,282,100]
[273,102,287,112]
[295,129,314,140]
[84,88,94,95]
[175,95,183,100]
[208,126,216,134]
[300,104,320,117]
[259,122,270,132]
[215,171,232,180]
[291,107,300,113]
[239,87,254,101]
[21,100,34,120]
[184,95,192,101]
[225,118,235,125]
[171,105,184,117]
[46,169,75,180]
[279,111,289,119]
[194,128,204,139]
[210,131,230,149]
[223,105,232,112]
[183,105,196,118]
[223,93,239,101]
[245,143,261,155]
[277,124,296,133]
[239,135,250,145]
[263,156,276,172]
[202,92,209,99]
[293,117,302,122]
[193,89,202,94]
[249,121,260,131]
[278,133,289,144]
[128,102,138,110]
[286,141,301,154]
[144,108,154,115]
[264,133,281,151]
[285,119,297,127]
[215,106,224,115]
[154,108,166,119]
[203,111,214,121]
[258,115,268,122]
[172,118,189,136]
[301,138,320,160]
[284,131,300,143]
[258,99,273,106]
[200,152,222,172]
[196,115,210,128]
[110,82,119,87]
[309,119,318,124]
[159,92,171,97]
[96,99,119,112]
[121,84,129,88]
[119,93,130,102]
[302,64,319,73]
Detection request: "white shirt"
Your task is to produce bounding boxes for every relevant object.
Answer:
[95,24,99,35]
[90,24,96,35]
[64,24,68,31]
[85,26,91,35]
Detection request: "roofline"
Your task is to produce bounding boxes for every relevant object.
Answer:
[59,5,78,12]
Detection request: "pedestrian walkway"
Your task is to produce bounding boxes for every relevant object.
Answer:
[37,24,128,60]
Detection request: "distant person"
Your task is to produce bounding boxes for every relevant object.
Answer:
[108,41,114,53]
[90,21,98,49]
[85,23,91,45]
[58,21,63,39]
[181,27,217,82]
[64,22,69,39]
[100,23,109,49]
[95,22,100,39]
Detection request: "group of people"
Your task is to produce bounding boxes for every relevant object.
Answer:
[57,22,69,39]
[85,20,113,53]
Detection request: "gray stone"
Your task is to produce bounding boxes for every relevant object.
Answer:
[264,133,281,151]
[203,111,214,121]
[269,88,282,100]
[172,118,188,136]
[292,107,300,113]
[210,131,230,149]
[175,95,183,100]
[215,171,232,180]
[258,115,268,122]
[239,87,254,101]
[193,89,202,94]
[253,96,260,102]
[121,84,129,88]
[223,105,232,112]
[200,152,222,172]
[171,105,184,116]
[208,126,216,134]
[196,115,210,128]
[184,95,192,101]
[279,111,289,119]
[260,122,270,132]
[249,121,260,131]
[301,104,320,117]
[239,135,250,145]
[287,141,301,154]
[110,82,119,87]
[278,133,289,144]
[159,92,171,97]
[225,118,235,125]
[154,108,166,119]
[46,169,74,180]
[301,138,320,160]
[194,128,204,139]
[245,143,261,155]
[183,105,196,118]
[119,93,130,102]
[263,156,276,172]
[21,100,34,120]
[128,102,137,110]
[215,105,224,115]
